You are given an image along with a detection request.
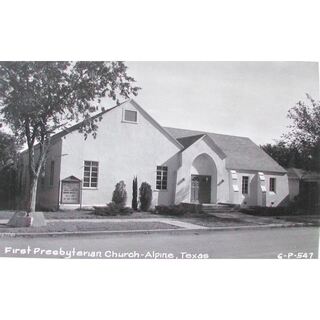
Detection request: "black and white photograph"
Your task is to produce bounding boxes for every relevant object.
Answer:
[0,1,319,320]
[0,61,319,259]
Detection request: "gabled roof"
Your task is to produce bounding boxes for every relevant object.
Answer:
[165,127,287,173]
[50,99,183,149]
[177,134,205,149]
[177,134,227,159]
[20,98,287,174]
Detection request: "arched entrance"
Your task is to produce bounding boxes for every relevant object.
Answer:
[190,153,217,204]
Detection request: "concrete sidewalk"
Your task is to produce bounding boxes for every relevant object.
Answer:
[0,218,314,239]
[0,217,207,230]
[0,221,311,238]
[0,211,318,238]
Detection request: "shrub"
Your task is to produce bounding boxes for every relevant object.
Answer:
[93,202,133,216]
[119,207,134,215]
[155,204,186,216]
[93,202,119,216]
[132,176,138,210]
[112,180,127,208]
[139,182,152,211]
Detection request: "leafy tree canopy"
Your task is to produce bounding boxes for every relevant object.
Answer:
[261,141,304,169]
[283,94,320,172]
[0,61,139,144]
[0,130,20,170]
[261,94,320,172]
[0,61,139,212]
[284,94,320,150]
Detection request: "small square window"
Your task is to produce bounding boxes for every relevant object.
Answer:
[124,110,137,122]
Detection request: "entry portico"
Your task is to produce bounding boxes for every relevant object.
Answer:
[174,134,228,204]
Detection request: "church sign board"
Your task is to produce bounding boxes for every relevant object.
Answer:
[61,176,81,204]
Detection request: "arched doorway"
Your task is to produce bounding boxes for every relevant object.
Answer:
[191,153,217,204]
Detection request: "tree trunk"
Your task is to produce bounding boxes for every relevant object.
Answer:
[27,173,38,213]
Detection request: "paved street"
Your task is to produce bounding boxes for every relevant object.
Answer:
[0,227,318,259]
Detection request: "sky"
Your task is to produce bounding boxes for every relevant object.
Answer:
[125,61,319,145]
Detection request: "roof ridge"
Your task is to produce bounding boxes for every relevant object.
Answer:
[163,126,251,140]
[165,126,287,173]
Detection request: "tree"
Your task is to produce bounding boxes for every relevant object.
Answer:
[0,130,20,169]
[0,62,139,212]
[282,94,320,172]
[261,141,303,169]
[139,182,152,211]
[112,180,127,208]
[0,131,21,209]
[132,176,138,210]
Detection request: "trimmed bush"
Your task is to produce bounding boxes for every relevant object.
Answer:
[139,182,152,211]
[93,202,133,216]
[155,204,186,216]
[93,202,120,216]
[112,180,127,208]
[119,207,134,215]
[132,176,138,210]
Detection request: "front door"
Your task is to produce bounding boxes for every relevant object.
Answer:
[191,175,211,203]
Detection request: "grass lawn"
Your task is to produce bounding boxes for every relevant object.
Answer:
[1,209,316,232]
[44,210,158,219]
[0,210,157,220]
[0,220,181,234]
[180,216,255,228]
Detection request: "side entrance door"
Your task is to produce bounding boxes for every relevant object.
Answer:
[191,175,211,203]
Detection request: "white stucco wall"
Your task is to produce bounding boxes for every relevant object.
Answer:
[231,170,289,207]
[264,173,289,206]
[175,136,229,204]
[235,171,258,206]
[59,101,181,209]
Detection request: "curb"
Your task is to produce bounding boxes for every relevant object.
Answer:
[0,222,317,238]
